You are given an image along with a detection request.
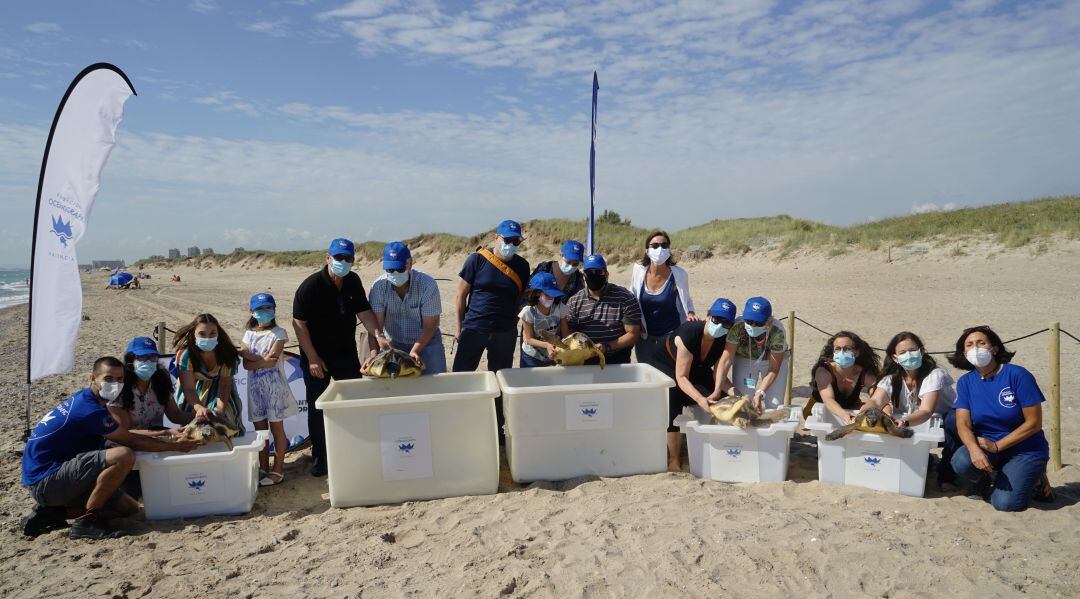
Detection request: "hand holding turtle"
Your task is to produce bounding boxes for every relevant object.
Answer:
[409,350,425,369]
[545,344,558,360]
[193,403,213,423]
[171,438,203,452]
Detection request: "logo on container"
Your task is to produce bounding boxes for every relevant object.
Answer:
[581,408,597,417]
[398,443,415,454]
[725,448,742,458]
[863,457,882,466]
[187,479,206,490]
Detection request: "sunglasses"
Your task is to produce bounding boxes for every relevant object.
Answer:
[709,317,733,327]
[502,237,523,246]
[386,268,406,274]
[745,319,766,327]
[648,242,671,249]
[331,254,355,263]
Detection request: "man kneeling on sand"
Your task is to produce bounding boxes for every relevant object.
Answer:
[21,357,202,540]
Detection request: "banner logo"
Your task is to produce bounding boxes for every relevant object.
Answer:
[50,214,73,247]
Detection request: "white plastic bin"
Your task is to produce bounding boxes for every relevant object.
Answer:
[731,353,790,407]
[135,431,268,520]
[804,403,944,497]
[315,372,500,507]
[496,364,674,482]
[675,404,800,483]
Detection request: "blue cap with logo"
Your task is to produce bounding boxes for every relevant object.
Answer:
[561,240,585,262]
[126,336,159,357]
[528,272,565,298]
[383,241,411,270]
[328,237,355,257]
[708,298,736,322]
[496,220,522,238]
[583,253,607,271]
[742,296,772,323]
[249,292,276,311]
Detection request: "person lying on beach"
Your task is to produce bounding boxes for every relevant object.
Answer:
[715,296,789,413]
[21,357,201,540]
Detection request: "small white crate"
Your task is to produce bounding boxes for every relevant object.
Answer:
[804,404,944,497]
[675,403,800,483]
[134,431,268,520]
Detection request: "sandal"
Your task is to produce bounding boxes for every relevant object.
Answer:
[259,472,285,487]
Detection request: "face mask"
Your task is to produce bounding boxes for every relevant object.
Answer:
[195,337,219,352]
[498,242,517,259]
[134,360,157,381]
[98,381,122,401]
[386,270,410,288]
[705,321,728,338]
[833,350,856,368]
[252,309,275,324]
[647,247,671,265]
[897,350,923,371]
[584,272,606,291]
[966,347,994,368]
[744,323,769,338]
[330,259,351,277]
[559,261,577,276]
[538,294,554,308]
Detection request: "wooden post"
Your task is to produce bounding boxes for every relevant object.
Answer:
[1049,322,1062,472]
[155,321,167,354]
[784,310,795,406]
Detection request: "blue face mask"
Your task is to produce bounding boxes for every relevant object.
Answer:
[134,360,157,381]
[744,322,769,338]
[498,242,517,259]
[330,258,351,277]
[385,270,410,288]
[559,260,577,276]
[195,337,219,352]
[897,350,923,371]
[252,309,275,324]
[833,350,856,368]
[705,321,729,338]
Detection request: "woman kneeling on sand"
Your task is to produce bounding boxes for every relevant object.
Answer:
[173,314,245,434]
[946,325,1053,510]
[805,331,879,423]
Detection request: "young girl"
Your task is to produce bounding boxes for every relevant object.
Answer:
[173,313,244,434]
[241,293,297,486]
[518,273,569,367]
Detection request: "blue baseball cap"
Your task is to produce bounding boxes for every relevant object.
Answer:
[742,296,772,323]
[583,253,607,271]
[383,241,411,270]
[561,240,585,262]
[328,237,355,257]
[249,292,276,311]
[708,298,736,322]
[528,272,564,298]
[496,220,522,238]
[126,336,159,357]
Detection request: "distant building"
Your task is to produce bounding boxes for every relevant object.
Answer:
[168,248,181,259]
[232,247,245,254]
[92,260,125,270]
[187,246,201,257]
[203,248,215,255]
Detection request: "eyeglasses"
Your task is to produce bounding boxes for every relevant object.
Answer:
[648,242,671,249]
[833,346,855,353]
[385,268,406,274]
[331,254,355,263]
[502,237,523,246]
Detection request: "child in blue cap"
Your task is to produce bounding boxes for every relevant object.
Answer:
[518,273,570,367]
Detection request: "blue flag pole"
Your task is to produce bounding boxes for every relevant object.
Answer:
[587,71,598,255]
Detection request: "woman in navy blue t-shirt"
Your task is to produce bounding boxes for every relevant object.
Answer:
[946,325,1053,511]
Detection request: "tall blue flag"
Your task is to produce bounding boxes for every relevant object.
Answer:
[587,72,598,255]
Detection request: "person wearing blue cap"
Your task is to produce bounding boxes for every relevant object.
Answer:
[293,237,388,477]
[529,239,586,301]
[369,242,446,375]
[564,253,642,365]
[647,298,737,471]
[716,296,789,413]
[518,272,570,367]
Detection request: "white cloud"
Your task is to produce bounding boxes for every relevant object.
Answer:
[192,91,260,117]
[244,17,292,37]
[25,22,61,34]
[189,0,219,14]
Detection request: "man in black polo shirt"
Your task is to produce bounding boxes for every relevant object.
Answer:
[293,237,387,477]
[565,253,643,365]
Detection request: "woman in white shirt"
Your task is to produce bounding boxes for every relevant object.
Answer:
[868,331,956,427]
[629,230,697,364]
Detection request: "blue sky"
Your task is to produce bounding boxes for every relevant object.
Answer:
[1,0,1079,266]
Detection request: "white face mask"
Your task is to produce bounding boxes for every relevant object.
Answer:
[966,347,994,368]
[98,381,122,401]
[385,270,410,288]
[538,294,554,308]
[647,247,671,265]
[559,260,577,276]
[498,242,517,259]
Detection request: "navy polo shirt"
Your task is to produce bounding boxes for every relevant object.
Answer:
[459,251,531,333]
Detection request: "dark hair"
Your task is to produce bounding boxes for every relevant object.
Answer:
[879,332,939,410]
[639,230,677,267]
[809,330,880,389]
[947,325,1015,371]
[119,350,174,412]
[173,313,240,372]
[523,288,542,307]
[93,356,124,374]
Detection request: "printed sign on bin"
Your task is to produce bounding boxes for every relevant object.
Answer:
[714,434,760,482]
[170,466,224,506]
[565,393,614,430]
[844,443,901,491]
[379,413,434,481]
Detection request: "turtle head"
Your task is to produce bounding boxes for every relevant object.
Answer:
[863,408,881,427]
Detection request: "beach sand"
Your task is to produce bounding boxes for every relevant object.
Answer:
[1,242,1078,598]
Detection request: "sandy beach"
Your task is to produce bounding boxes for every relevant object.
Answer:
[1,241,1079,598]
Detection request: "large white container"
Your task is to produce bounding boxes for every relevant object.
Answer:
[496,364,674,482]
[134,431,268,520]
[315,372,500,507]
[675,404,799,483]
[804,403,944,497]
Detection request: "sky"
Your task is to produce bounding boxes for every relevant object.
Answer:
[1,0,1079,266]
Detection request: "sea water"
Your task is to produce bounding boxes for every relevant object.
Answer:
[0,268,30,309]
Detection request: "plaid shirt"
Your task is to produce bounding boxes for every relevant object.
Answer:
[565,283,642,345]
[369,270,442,345]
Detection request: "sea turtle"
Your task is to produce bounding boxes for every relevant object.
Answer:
[824,406,913,441]
[362,347,424,379]
[707,394,790,429]
[544,332,606,368]
[178,413,239,450]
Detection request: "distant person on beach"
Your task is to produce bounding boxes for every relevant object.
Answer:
[241,293,297,487]
[369,242,446,375]
[947,325,1053,510]
[293,237,386,477]
[803,330,879,422]
[517,272,569,367]
[715,297,791,413]
[630,230,697,364]
[530,239,585,300]
[21,357,201,540]
[564,253,642,365]
[173,313,245,434]
[647,298,737,471]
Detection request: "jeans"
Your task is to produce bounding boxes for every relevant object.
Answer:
[951,445,1048,512]
[391,338,447,375]
[302,356,361,465]
[452,328,518,443]
[519,350,553,368]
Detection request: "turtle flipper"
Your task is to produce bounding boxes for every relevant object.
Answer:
[596,349,606,369]
[884,417,914,438]
[825,423,858,441]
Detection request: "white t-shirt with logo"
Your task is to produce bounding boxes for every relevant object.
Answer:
[876,367,956,417]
